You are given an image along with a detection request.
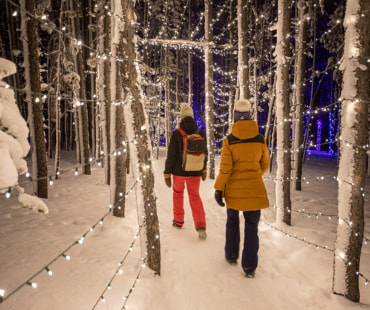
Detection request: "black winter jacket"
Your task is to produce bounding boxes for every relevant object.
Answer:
[164,117,208,176]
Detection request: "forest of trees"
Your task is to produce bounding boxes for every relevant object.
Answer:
[0,0,369,303]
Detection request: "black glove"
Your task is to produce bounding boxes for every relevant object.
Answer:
[215,190,225,207]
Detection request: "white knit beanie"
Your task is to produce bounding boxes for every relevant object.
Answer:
[234,99,251,112]
[180,103,194,120]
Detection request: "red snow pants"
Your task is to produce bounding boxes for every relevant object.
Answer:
[172,175,206,230]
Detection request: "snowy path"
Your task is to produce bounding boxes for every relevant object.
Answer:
[0,150,369,310]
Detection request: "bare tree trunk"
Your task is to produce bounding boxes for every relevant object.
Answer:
[205,0,215,179]
[275,0,292,225]
[21,0,48,198]
[176,48,181,126]
[228,0,236,131]
[54,3,64,180]
[85,0,96,158]
[302,2,318,162]
[5,0,24,118]
[110,0,127,218]
[292,0,308,191]
[264,74,277,142]
[72,0,91,175]
[237,0,250,101]
[332,0,369,302]
[121,0,161,275]
[100,6,111,183]
[164,46,171,148]
[188,0,193,106]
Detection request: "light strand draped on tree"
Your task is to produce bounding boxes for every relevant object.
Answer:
[332,0,369,302]
[204,0,215,179]
[121,0,161,275]
[275,0,292,225]
[20,0,48,198]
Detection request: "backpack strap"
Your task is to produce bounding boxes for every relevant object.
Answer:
[178,128,200,136]
[177,128,187,137]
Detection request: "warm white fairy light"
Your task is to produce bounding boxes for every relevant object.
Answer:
[27,282,37,289]
[46,267,53,276]
[262,220,333,251]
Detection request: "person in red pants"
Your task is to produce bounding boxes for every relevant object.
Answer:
[214,99,269,277]
[164,103,208,240]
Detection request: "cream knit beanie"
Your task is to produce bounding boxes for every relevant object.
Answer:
[180,103,194,120]
[234,99,251,112]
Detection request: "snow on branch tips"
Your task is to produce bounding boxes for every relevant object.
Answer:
[0,57,47,214]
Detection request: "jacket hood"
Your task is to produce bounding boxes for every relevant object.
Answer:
[180,116,198,134]
[231,120,259,139]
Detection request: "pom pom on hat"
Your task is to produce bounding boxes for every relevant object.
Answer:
[234,99,251,112]
[180,103,194,120]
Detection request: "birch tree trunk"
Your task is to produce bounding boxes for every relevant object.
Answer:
[237,0,250,101]
[21,0,48,198]
[292,0,308,191]
[72,0,91,175]
[275,0,292,225]
[205,0,215,179]
[332,0,369,302]
[121,0,160,275]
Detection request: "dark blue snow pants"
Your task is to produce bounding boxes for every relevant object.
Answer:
[225,208,261,273]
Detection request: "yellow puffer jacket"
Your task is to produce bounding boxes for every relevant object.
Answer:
[214,120,269,211]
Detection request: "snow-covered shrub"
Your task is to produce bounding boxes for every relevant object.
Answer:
[0,58,30,191]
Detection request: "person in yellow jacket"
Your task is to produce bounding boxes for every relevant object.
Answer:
[214,99,269,278]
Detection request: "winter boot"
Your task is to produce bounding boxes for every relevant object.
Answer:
[197,228,207,240]
[245,271,255,278]
[226,258,237,265]
[172,220,183,229]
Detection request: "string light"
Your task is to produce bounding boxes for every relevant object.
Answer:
[91,222,146,309]
[261,220,333,251]
[0,178,140,304]
[5,188,11,199]
[120,258,147,310]
[0,139,141,193]
[269,205,338,220]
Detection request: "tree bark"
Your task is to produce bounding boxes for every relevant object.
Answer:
[21,0,48,198]
[332,0,369,302]
[275,0,292,225]
[292,0,308,191]
[237,0,250,101]
[72,0,91,175]
[188,0,193,106]
[205,0,215,179]
[110,0,127,218]
[228,0,236,131]
[121,0,161,275]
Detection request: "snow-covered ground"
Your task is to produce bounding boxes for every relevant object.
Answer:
[0,149,369,310]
